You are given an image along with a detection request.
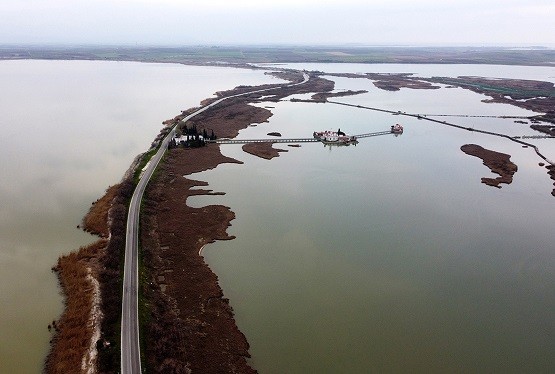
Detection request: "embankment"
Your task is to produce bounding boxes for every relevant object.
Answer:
[46,71,335,373]
[139,73,336,372]
[45,178,135,373]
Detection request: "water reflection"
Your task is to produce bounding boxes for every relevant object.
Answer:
[0,60,278,373]
[196,67,555,372]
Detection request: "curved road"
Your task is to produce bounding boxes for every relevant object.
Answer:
[120,72,309,373]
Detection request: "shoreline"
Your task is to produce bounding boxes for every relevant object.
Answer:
[45,63,555,372]
[44,183,118,373]
[461,144,518,188]
[45,239,107,374]
[45,71,336,372]
[138,72,337,372]
[46,176,137,372]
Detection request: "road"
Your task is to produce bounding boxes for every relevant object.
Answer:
[120,72,308,373]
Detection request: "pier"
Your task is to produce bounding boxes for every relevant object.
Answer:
[206,137,320,144]
[355,131,393,138]
[325,100,555,166]
[205,130,396,145]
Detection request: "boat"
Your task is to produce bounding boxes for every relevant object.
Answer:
[391,124,404,134]
[313,129,357,144]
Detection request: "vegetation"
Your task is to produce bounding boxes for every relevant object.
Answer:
[95,178,135,372]
[45,181,131,373]
[81,184,120,238]
[45,174,135,373]
[138,173,190,373]
[45,240,107,374]
[2,45,555,67]
[170,122,217,148]
[133,148,158,184]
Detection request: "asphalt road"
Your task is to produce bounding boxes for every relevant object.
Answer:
[120,72,308,373]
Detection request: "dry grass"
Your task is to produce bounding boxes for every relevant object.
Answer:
[45,178,135,373]
[46,76,339,373]
[242,142,287,159]
[45,240,107,374]
[82,185,120,238]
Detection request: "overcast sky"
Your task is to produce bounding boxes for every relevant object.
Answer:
[1,0,554,46]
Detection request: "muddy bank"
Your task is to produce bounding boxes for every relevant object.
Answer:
[321,72,441,91]
[45,240,106,374]
[242,142,288,159]
[46,176,136,373]
[461,144,518,188]
[139,74,337,372]
[531,123,555,136]
[81,184,120,238]
[141,147,254,373]
[311,89,368,102]
[545,165,555,197]
[187,102,273,139]
[139,109,286,372]
[46,71,336,373]
[45,182,126,373]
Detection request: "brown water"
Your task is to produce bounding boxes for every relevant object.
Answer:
[0,60,279,373]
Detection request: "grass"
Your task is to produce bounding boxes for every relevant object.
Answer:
[45,240,108,374]
[82,184,120,237]
[46,123,173,373]
[3,45,555,67]
[133,148,159,184]
[137,153,167,372]
[138,236,151,372]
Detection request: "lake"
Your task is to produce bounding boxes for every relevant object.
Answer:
[191,63,555,372]
[1,60,554,373]
[0,60,279,373]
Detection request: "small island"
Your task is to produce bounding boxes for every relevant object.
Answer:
[461,144,518,188]
[242,142,288,159]
[46,70,338,373]
[41,58,555,373]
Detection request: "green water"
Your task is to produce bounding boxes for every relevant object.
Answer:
[191,65,555,372]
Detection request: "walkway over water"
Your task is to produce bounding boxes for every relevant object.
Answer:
[206,130,396,145]
[326,100,555,166]
[207,137,320,144]
[355,131,393,138]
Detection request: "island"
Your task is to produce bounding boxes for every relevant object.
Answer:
[461,144,518,188]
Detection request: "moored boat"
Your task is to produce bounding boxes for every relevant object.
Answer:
[391,124,404,134]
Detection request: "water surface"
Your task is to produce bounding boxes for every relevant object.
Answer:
[194,64,555,372]
[0,60,278,373]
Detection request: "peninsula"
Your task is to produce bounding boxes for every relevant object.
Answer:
[46,70,339,373]
[43,58,555,373]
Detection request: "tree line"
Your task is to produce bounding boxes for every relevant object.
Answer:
[170,123,217,148]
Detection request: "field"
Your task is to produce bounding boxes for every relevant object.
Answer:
[1,45,555,67]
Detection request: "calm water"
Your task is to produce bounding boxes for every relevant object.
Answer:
[2,60,554,373]
[0,60,279,373]
[191,64,555,372]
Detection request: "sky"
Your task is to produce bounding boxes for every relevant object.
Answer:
[1,0,554,47]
